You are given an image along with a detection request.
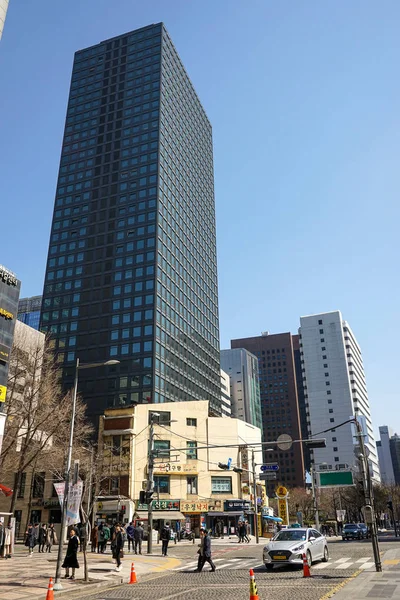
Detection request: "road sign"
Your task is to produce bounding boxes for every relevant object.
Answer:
[260,463,279,472]
[259,473,277,480]
[318,470,354,488]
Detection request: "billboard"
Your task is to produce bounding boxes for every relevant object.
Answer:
[0,265,21,403]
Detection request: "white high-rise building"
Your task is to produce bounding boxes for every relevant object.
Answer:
[0,0,9,40]
[299,311,380,481]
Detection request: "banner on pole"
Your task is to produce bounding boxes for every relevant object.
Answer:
[53,480,83,526]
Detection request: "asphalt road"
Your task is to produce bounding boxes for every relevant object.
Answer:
[71,538,400,600]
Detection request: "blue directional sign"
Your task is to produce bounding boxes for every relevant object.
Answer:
[227,458,232,469]
[260,463,279,472]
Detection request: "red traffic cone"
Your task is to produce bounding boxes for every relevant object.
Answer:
[302,552,311,578]
[45,577,54,600]
[249,568,259,600]
[129,562,138,584]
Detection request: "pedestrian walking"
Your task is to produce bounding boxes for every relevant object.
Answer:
[126,521,135,552]
[25,524,36,556]
[238,521,246,543]
[38,523,47,552]
[196,529,216,572]
[91,524,98,553]
[160,521,171,556]
[102,523,110,553]
[245,520,251,543]
[134,521,144,555]
[62,528,79,580]
[113,524,124,572]
[45,523,58,552]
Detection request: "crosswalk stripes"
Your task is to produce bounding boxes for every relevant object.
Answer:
[175,556,373,572]
[314,557,371,570]
[174,557,263,572]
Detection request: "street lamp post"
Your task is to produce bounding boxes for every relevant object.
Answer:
[354,418,382,572]
[53,358,119,590]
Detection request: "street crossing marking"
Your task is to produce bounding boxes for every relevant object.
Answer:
[313,563,329,569]
[174,558,262,572]
[356,557,372,563]
[336,557,352,563]
[359,562,375,570]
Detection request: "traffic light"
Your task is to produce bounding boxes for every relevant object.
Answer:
[387,500,394,512]
[139,490,146,504]
[304,438,327,448]
[218,462,230,470]
[233,466,243,474]
[145,490,154,504]
[121,505,126,513]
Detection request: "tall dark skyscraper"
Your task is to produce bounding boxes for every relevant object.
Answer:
[40,23,220,423]
[231,332,305,494]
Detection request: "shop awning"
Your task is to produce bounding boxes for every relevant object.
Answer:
[263,515,283,522]
[134,511,185,520]
[207,511,244,517]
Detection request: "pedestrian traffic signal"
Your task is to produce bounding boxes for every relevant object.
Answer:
[139,490,146,504]
[387,500,394,512]
[145,490,154,504]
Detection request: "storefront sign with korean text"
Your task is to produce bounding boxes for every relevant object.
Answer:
[154,462,197,474]
[224,500,251,512]
[180,501,209,513]
[137,499,181,511]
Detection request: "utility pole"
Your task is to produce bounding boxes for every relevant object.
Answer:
[147,414,155,554]
[355,418,381,572]
[310,465,320,530]
[252,449,259,544]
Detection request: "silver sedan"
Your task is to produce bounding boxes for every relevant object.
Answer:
[263,527,329,570]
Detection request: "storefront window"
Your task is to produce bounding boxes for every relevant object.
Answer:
[211,476,232,493]
[154,475,170,494]
[187,476,197,494]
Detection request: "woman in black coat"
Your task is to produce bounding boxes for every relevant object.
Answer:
[25,524,36,556]
[62,528,80,580]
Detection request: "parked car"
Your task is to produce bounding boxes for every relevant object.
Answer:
[342,523,363,541]
[263,527,329,570]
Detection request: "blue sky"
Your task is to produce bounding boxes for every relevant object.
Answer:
[1,1,399,436]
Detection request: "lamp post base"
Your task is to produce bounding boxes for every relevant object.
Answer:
[53,582,63,591]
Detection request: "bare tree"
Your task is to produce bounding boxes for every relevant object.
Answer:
[0,331,92,519]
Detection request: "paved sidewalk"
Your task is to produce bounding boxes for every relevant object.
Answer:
[331,547,400,599]
[0,548,180,600]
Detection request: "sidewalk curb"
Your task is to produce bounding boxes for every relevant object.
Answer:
[319,569,361,600]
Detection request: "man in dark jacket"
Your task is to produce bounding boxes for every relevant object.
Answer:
[126,522,135,552]
[160,522,171,556]
[197,529,216,572]
[134,522,144,555]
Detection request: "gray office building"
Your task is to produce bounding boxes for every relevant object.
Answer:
[40,24,221,423]
[220,348,262,429]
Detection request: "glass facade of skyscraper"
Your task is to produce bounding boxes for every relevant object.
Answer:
[17,295,42,330]
[40,24,220,422]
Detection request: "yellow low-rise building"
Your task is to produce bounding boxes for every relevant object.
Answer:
[97,400,267,537]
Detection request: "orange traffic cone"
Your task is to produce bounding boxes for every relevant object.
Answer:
[302,553,311,578]
[45,577,54,600]
[249,568,259,600]
[129,562,137,584]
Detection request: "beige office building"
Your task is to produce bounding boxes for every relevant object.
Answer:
[97,400,267,536]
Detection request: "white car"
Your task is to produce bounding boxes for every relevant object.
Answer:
[263,527,329,570]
